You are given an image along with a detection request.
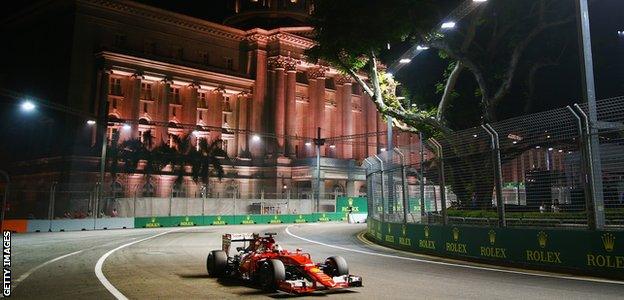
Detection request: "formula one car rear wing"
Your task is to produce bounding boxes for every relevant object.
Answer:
[222,233,258,252]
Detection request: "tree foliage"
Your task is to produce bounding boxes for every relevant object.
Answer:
[106,130,228,192]
[308,0,576,136]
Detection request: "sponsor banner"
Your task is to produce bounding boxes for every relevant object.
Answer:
[134,213,348,228]
[366,217,624,279]
[336,197,368,213]
[1,220,27,233]
[204,215,235,226]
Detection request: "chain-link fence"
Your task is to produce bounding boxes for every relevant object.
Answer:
[2,182,340,222]
[365,96,624,230]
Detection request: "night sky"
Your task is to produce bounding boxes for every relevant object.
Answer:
[0,0,622,165]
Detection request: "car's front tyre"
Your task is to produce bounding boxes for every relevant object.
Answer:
[324,256,349,276]
[258,259,285,291]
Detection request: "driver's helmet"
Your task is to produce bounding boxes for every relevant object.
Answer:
[272,244,283,252]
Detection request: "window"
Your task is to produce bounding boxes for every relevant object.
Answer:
[224,96,231,111]
[111,98,118,109]
[140,83,152,100]
[198,111,203,120]
[201,52,209,65]
[172,107,177,117]
[114,34,126,47]
[112,182,124,198]
[168,133,177,148]
[172,183,186,197]
[107,127,119,144]
[109,78,122,96]
[199,92,207,108]
[224,57,233,70]
[142,182,155,197]
[170,87,180,103]
[143,103,148,113]
[222,139,228,153]
[223,114,228,124]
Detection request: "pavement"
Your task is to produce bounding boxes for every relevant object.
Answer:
[9,223,624,299]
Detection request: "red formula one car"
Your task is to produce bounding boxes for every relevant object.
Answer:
[206,232,362,294]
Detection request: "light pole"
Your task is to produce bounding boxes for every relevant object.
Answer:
[314,127,325,213]
[576,0,605,229]
[0,170,9,232]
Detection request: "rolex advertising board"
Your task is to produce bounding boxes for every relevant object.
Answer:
[336,197,368,213]
[367,217,624,279]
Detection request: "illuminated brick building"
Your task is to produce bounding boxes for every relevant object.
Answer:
[1,0,423,208]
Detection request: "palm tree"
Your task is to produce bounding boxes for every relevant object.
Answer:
[168,133,229,196]
[108,129,229,197]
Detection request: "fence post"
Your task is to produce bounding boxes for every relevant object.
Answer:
[48,181,57,232]
[394,148,410,224]
[429,139,447,225]
[483,124,507,228]
[419,132,426,219]
[202,184,206,216]
[93,182,99,230]
[169,187,173,217]
[374,155,385,223]
[572,104,605,230]
[364,159,374,217]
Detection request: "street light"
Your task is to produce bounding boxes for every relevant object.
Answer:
[122,123,131,130]
[252,134,261,142]
[416,45,430,51]
[86,120,96,125]
[305,141,312,146]
[441,21,456,29]
[21,100,36,112]
[399,58,411,64]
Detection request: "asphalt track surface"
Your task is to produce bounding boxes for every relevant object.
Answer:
[9,223,624,299]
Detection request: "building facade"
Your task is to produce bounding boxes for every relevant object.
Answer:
[1,0,424,215]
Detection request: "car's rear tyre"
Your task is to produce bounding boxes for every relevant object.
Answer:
[325,256,348,276]
[258,259,285,291]
[207,250,228,277]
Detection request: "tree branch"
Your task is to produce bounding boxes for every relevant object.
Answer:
[491,14,575,107]
[437,62,463,121]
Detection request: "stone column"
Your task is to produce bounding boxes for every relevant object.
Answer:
[269,56,286,156]
[236,92,251,157]
[285,60,297,157]
[336,75,353,158]
[185,83,199,125]
[210,88,225,141]
[158,78,172,144]
[186,83,199,146]
[346,180,356,197]
[252,50,267,158]
[129,73,142,139]
[97,69,111,147]
[307,66,327,155]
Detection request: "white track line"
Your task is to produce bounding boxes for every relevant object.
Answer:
[95,229,182,300]
[12,238,138,291]
[13,249,84,289]
[285,224,624,285]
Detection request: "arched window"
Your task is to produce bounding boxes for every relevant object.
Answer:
[358,185,367,196]
[225,184,237,199]
[112,181,124,198]
[333,184,345,196]
[142,182,155,197]
[172,182,186,197]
